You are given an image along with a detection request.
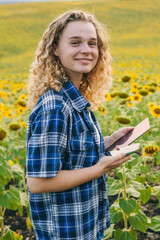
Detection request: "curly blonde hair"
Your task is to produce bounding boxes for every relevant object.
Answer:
[28,10,112,110]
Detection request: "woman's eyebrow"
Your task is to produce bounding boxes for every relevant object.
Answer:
[68,36,97,41]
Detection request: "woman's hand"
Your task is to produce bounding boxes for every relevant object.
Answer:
[97,152,132,175]
[104,127,134,151]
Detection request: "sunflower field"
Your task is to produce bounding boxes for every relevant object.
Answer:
[0,0,160,239]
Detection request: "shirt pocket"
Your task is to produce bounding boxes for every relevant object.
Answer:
[70,131,94,168]
[70,131,93,151]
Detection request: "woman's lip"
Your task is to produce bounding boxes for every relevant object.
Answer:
[75,59,92,62]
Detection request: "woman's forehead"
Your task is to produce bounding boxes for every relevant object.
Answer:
[61,21,97,40]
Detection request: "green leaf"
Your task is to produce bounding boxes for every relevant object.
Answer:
[114,229,123,240]
[0,186,20,210]
[127,157,138,167]
[139,187,151,204]
[0,229,14,240]
[135,175,146,184]
[127,187,140,198]
[114,229,137,240]
[148,215,160,232]
[0,161,12,180]
[119,198,137,215]
[130,180,145,190]
[156,152,160,165]
[11,164,24,180]
[155,170,160,182]
[147,171,157,183]
[116,171,123,181]
[129,211,147,232]
[132,202,141,214]
[18,205,23,216]
[0,183,4,193]
[140,165,150,174]
[20,191,29,207]
[120,231,132,240]
[108,180,124,196]
[110,208,123,223]
[107,177,116,188]
[128,229,137,240]
[153,186,160,195]
[102,224,115,239]
[0,176,9,186]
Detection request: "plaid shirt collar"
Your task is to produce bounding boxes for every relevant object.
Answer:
[61,80,91,112]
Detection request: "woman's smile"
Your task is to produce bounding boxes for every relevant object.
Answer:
[74,58,93,64]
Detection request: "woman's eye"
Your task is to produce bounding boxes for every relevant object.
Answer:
[89,42,97,46]
[71,42,79,45]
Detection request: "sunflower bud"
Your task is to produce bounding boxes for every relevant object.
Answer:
[121,76,131,83]
[9,123,21,131]
[116,117,131,124]
[139,90,148,96]
[117,92,129,99]
[0,127,7,140]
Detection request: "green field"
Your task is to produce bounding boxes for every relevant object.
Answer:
[0,0,160,77]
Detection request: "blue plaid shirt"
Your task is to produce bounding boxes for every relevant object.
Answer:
[26,80,110,240]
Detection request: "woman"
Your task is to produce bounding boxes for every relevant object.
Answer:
[26,10,132,240]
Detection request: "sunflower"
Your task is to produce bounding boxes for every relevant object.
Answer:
[110,92,117,98]
[98,107,107,114]
[5,112,12,119]
[16,107,25,115]
[131,94,142,102]
[131,82,139,89]
[150,105,160,118]
[130,89,138,94]
[105,93,113,101]
[143,85,150,90]
[19,94,27,100]
[127,97,134,107]
[144,145,159,156]
[116,117,131,124]
[0,91,8,99]
[21,122,27,129]
[148,102,154,108]
[15,100,27,108]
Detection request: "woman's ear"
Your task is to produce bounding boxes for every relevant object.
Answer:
[53,44,58,56]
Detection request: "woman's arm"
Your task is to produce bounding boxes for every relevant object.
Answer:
[27,152,131,194]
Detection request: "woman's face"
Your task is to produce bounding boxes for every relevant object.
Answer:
[54,20,99,81]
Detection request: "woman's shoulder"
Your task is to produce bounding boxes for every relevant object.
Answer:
[40,88,64,112]
[29,88,71,122]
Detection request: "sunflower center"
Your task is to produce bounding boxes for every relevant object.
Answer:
[154,108,160,114]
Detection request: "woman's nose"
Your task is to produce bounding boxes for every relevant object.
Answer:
[80,43,91,54]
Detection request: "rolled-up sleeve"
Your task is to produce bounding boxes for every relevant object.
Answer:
[26,109,68,178]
